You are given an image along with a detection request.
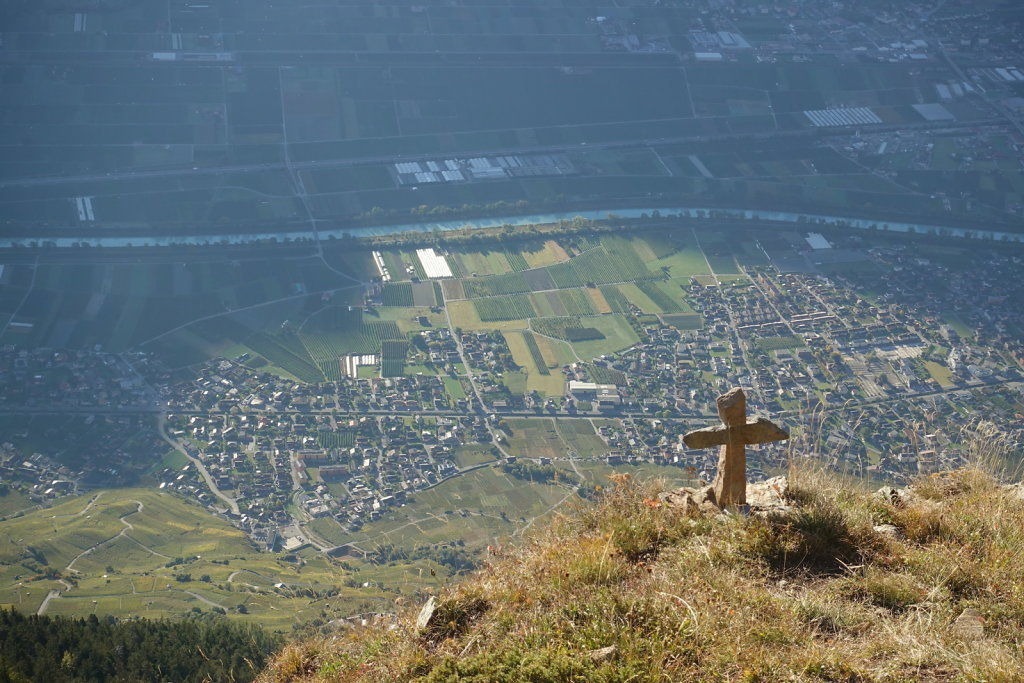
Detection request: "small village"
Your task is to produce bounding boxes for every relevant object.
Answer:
[1,233,1021,554]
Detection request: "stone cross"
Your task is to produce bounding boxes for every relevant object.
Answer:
[683,388,789,506]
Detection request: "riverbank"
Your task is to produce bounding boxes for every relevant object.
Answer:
[3,206,1022,251]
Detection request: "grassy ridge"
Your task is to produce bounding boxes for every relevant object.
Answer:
[262,465,1024,681]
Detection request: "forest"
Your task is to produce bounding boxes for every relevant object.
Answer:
[0,609,280,683]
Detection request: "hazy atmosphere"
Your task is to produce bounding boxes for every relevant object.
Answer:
[0,0,1022,680]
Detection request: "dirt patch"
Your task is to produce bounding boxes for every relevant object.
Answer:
[440,279,465,300]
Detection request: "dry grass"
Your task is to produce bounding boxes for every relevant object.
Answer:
[260,459,1024,682]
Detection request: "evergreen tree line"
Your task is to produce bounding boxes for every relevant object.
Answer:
[0,608,281,683]
[501,461,559,484]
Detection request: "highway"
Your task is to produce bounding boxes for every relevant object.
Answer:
[0,116,1001,193]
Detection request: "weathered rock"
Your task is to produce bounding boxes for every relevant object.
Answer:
[682,388,789,507]
[876,486,914,507]
[873,523,902,539]
[951,608,984,639]
[587,645,617,662]
[659,485,717,512]
[662,476,793,516]
[1004,483,1024,502]
[746,476,788,509]
[415,596,437,632]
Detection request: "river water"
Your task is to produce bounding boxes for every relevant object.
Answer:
[3,207,1021,248]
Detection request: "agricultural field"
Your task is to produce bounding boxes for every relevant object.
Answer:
[504,331,548,377]
[1,258,358,353]
[307,467,570,552]
[503,331,572,396]
[471,294,538,322]
[503,420,568,461]
[300,307,403,360]
[446,300,525,332]
[553,419,611,459]
[561,315,641,360]
[55,232,719,379]
[496,332,574,393]
[453,445,500,469]
[0,489,422,630]
[521,240,571,269]
[641,234,713,279]
[462,272,531,299]
[4,232,716,382]
[448,249,519,278]
[544,236,654,289]
[380,282,414,307]
[380,340,409,378]
[531,317,597,343]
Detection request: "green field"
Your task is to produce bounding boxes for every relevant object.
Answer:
[472,295,538,322]
[563,315,640,359]
[0,489,421,630]
[306,467,569,552]
[924,360,955,388]
[553,420,611,459]
[504,419,567,461]
[642,233,712,278]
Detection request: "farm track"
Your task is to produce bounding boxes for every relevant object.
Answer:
[64,500,154,575]
[0,256,38,338]
[175,590,228,611]
[136,282,361,349]
[40,501,163,616]
[50,492,105,519]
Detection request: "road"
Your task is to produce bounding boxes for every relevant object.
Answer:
[37,590,60,616]
[441,288,515,459]
[4,374,1020,424]
[691,227,767,404]
[0,257,38,338]
[0,116,1000,194]
[156,414,241,516]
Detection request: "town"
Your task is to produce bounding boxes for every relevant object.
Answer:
[2,227,1021,558]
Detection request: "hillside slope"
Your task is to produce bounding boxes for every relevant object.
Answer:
[261,468,1024,682]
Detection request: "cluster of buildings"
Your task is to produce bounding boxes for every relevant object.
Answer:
[3,224,1023,557]
[0,348,154,411]
[158,392,492,548]
[391,154,575,188]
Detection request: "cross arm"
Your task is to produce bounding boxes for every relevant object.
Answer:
[683,417,789,449]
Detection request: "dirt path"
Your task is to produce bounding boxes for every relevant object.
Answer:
[65,501,166,573]
[0,257,38,338]
[176,589,228,611]
[51,492,104,519]
[37,590,60,616]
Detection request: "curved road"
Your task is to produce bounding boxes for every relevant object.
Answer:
[157,414,240,516]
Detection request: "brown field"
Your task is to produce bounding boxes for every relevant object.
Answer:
[440,279,466,300]
[630,237,659,262]
[587,287,612,314]
[523,240,570,268]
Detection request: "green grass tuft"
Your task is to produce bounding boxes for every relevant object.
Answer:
[260,463,1024,682]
